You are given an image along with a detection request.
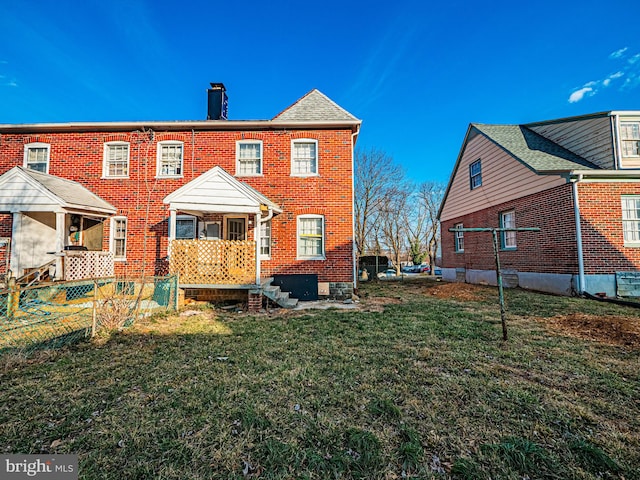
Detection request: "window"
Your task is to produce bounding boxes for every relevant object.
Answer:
[622,196,640,245]
[24,143,50,173]
[297,215,324,259]
[157,142,183,177]
[203,222,220,240]
[469,159,482,189]
[292,139,318,176]
[620,122,640,157]
[236,141,262,175]
[111,217,127,260]
[104,142,129,177]
[454,223,464,252]
[260,219,271,257]
[176,215,196,240]
[500,210,516,249]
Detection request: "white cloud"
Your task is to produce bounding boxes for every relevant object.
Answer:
[568,87,594,103]
[603,71,624,86]
[628,53,640,64]
[610,47,628,59]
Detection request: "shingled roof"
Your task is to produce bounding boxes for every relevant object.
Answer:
[472,124,600,172]
[273,89,360,122]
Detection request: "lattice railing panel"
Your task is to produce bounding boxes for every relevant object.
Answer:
[169,240,256,285]
[64,251,115,281]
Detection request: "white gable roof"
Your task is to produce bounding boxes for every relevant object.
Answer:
[163,166,282,214]
[0,166,116,215]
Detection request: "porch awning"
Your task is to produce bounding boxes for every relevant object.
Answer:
[163,166,282,215]
[0,166,117,216]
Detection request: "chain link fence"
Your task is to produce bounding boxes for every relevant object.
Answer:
[1,275,178,354]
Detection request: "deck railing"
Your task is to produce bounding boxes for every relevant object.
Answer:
[64,251,115,281]
[169,240,256,286]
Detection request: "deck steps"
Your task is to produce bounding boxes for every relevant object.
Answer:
[261,278,298,309]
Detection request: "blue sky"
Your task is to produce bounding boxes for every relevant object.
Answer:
[1,0,639,183]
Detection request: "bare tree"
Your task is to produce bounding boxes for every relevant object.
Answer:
[378,186,410,274]
[405,189,428,265]
[417,181,445,274]
[354,148,404,262]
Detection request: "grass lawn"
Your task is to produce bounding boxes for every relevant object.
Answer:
[1,277,639,479]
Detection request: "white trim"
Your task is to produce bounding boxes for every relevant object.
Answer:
[235,139,263,176]
[23,142,50,174]
[259,218,272,259]
[102,141,130,178]
[291,138,319,177]
[156,141,184,178]
[621,195,640,246]
[297,214,325,260]
[223,214,248,241]
[454,222,464,252]
[500,210,517,249]
[110,216,127,261]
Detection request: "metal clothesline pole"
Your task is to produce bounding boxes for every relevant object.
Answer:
[448,227,540,341]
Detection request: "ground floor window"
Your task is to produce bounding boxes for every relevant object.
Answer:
[260,219,271,257]
[111,217,127,260]
[297,215,324,259]
[454,223,464,252]
[500,210,516,249]
[176,215,196,239]
[622,196,640,245]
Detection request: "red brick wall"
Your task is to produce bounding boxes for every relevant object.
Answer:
[578,182,640,274]
[0,128,354,283]
[442,181,640,275]
[441,183,579,274]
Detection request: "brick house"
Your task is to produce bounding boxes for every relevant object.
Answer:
[438,111,640,297]
[0,85,361,307]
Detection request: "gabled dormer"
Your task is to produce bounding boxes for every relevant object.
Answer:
[526,111,640,171]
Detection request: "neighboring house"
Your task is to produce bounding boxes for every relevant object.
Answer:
[438,111,640,298]
[0,84,361,308]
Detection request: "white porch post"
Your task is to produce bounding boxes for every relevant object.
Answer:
[9,212,22,278]
[254,212,261,285]
[55,211,65,280]
[168,208,177,257]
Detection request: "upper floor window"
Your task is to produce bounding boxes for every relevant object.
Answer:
[157,141,183,177]
[454,223,464,252]
[291,139,318,176]
[622,196,640,245]
[620,122,640,157]
[297,215,324,259]
[111,217,127,261]
[236,140,262,176]
[103,142,130,178]
[500,210,516,249]
[24,143,50,173]
[469,159,482,189]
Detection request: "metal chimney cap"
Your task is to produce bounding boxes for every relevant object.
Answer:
[209,83,226,90]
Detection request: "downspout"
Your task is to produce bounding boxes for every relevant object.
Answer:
[571,174,585,295]
[351,124,361,290]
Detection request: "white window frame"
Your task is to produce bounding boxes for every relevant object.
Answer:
[622,196,640,246]
[500,210,517,249]
[23,142,50,173]
[103,142,130,178]
[236,140,263,176]
[291,139,319,176]
[110,216,127,261]
[620,121,640,158]
[454,223,464,252]
[297,214,324,260]
[469,159,482,190]
[157,141,184,178]
[175,215,197,240]
[260,219,271,259]
[201,221,221,240]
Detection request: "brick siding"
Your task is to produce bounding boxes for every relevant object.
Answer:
[0,128,354,283]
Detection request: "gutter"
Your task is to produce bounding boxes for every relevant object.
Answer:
[570,174,585,295]
[351,123,361,290]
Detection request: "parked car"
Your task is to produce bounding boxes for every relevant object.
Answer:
[377,268,398,279]
[418,264,430,273]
